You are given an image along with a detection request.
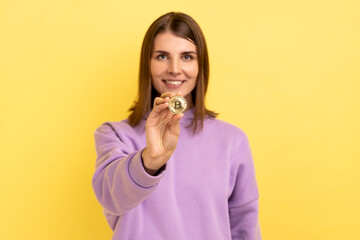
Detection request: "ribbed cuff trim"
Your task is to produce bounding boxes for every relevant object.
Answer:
[128,149,165,188]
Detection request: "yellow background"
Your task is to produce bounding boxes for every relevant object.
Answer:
[1,0,359,239]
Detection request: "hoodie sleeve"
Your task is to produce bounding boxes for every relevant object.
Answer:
[91,122,166,216]
[228,132,262,240]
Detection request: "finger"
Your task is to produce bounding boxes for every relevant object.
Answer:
[169,113,184,136]
[152,101,169,114]
[160,92,176,99]
[153,96,170,107]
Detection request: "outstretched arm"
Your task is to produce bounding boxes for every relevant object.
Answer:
[92,92,183,215]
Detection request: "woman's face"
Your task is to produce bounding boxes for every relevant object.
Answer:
[150,31,198,106]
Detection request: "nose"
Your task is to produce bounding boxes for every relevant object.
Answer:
[168,59,181,75]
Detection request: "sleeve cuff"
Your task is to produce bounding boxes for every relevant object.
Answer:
[128,149,166,188]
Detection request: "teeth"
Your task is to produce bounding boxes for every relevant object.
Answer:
[166,80,182,85]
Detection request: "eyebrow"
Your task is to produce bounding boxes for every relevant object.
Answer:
[153,50,197,55]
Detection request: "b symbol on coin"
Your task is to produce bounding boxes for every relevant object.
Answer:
[175,101,181,110]
[168,96,187,114]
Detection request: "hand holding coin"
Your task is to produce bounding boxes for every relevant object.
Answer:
[142,92,184,175]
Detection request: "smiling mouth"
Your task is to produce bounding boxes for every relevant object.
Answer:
[162,80,185,86]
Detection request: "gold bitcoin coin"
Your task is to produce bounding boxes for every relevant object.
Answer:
[168,96,187,114]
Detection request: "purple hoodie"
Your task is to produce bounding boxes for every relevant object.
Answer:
[92,108,261,239]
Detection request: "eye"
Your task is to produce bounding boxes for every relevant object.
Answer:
[156,54,167,60]
[183,55,192,60]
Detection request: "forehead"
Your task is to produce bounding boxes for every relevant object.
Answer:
[152,32,196,52]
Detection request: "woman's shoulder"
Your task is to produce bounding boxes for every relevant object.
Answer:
[206,117,247,134]
[204,117,249,142]
[94,119,145,137]
[95,119,129,130]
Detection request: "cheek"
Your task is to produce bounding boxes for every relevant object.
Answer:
[150,61,166,77]
[150,61,157,77]
[184,64,199,78]
[150,62,163,91]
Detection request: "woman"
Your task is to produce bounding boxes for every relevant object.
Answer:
[92,12,261,240]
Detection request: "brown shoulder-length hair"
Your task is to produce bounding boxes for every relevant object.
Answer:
[128,12,218,133]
